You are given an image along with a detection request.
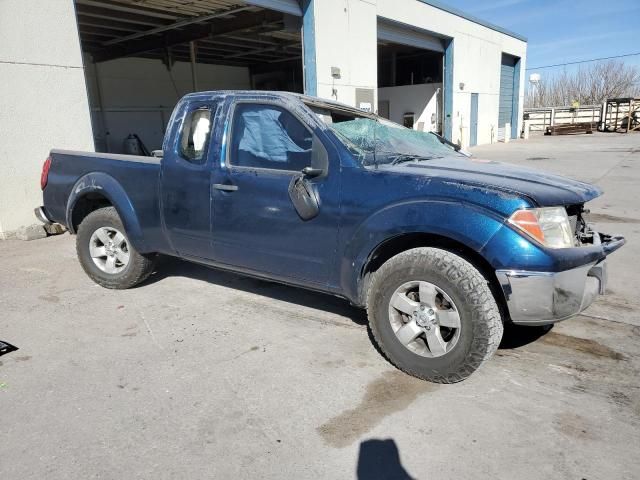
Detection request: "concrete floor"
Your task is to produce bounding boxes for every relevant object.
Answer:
[1,132,639,479]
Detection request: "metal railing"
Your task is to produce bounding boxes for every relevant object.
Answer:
[523,105,601,132]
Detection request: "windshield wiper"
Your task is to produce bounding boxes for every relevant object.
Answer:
[390,154,441,165]
[430,132,461,152]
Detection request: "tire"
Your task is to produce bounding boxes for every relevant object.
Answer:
[366,247,503,383]
[76,207,155,289]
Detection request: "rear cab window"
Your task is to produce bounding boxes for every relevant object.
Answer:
[179,106,213,164]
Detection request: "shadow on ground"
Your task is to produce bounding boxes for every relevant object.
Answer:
[143,256,552,350]
[356,439,415,480]
[499,323,554,349]
[143,255,368,326]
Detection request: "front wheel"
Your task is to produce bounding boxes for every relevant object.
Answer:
[367,247,503,383]
[76,207,155,289]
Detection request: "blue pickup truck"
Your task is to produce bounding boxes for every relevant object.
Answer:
[37,91,624,383]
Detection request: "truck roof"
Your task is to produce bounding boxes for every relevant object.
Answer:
[182,90,376,119]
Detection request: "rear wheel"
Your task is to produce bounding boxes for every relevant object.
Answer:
[76,207,155,289]
[367,247,503,383]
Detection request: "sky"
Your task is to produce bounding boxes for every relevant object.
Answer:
[440,0,640,82]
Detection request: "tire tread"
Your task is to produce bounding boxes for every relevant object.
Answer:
[76,207,155,289]
[366,247,503,383]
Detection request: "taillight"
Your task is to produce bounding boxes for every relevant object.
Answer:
[41,156,52,190]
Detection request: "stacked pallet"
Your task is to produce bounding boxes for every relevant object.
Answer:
[545,122,597,135]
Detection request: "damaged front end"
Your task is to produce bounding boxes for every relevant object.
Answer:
[497,203,625,325]
[568,204,626,256]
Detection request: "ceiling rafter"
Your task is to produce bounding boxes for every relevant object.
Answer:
[77,15,152,33]
[76,0,185,20]
[101,6,252,46]
[75,4,175,26]
[92,9,284,62]
[74,1,301,67]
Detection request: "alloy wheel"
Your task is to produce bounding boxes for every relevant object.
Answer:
[388,280,461,357]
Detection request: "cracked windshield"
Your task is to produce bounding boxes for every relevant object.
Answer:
[331,117,459,166]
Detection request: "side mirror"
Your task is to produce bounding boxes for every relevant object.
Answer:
[288,175,320,220]
[289,134,328,220]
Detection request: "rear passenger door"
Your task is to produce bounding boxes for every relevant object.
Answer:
[211,101,340,285]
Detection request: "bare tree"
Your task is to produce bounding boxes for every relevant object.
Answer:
[526,60,640,108]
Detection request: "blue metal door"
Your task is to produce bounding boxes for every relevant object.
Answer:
[470,93,479,147]
[499,54,516,140]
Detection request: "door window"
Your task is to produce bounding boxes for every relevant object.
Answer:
[230,104,312,172]
[179,107,212,164]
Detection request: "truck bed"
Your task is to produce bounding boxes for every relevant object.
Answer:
[43,149,162,249]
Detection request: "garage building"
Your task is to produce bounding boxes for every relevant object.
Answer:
[0,0,526,237]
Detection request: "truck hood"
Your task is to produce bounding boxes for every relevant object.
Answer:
[383,155,602,206]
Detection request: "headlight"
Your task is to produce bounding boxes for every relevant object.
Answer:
[508,207,575,248]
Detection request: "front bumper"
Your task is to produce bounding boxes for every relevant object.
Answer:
[496,233,625,325]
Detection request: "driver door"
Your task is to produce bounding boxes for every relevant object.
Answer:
[211,101,340,285]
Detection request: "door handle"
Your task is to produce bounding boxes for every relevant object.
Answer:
[213,183,238,192]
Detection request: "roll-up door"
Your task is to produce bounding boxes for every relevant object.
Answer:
[498,54,517,140]
[378,19,444,52]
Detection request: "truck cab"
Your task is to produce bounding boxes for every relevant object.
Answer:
[160,92,342,286]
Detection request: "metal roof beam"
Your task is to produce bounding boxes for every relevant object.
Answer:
[101,6,252,46]
[220,34,282,46]
[79,26,137,38]
[185,43,244,55]
[222,42,297,59]
[75,0,183,20]
[76,15,150,33]
[202,37,278,49]
[93,10,283,63]
[75,4,175,27]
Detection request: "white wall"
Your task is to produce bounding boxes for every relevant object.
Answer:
[378,83,441,131]
[84,57,251,153]
[309,0,527,148]
[311,0,378,107]
[0,0,94,237]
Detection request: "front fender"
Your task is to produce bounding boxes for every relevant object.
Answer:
[340,200,507,303]
[66,172,145,250]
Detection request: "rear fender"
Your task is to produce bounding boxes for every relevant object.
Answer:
[66,172,145,250]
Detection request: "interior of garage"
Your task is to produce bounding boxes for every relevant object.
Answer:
[376,21,445,135]
[74,0,304,153]
[377,42,443,133]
